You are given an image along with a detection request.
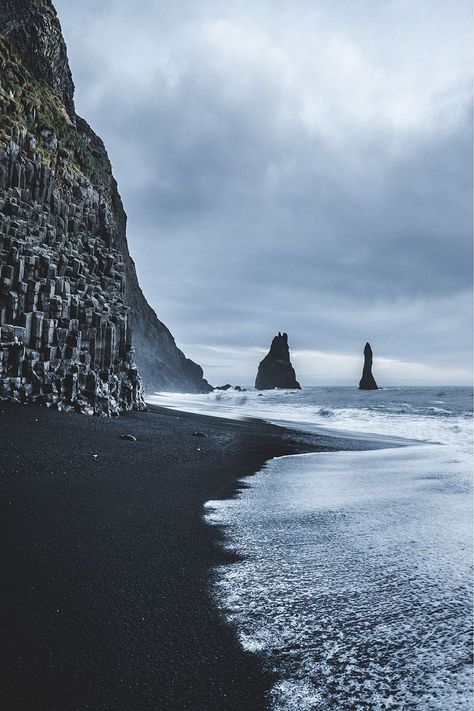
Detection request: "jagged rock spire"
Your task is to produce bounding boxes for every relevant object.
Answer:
[359,342,378,390]
[255,332,301,390]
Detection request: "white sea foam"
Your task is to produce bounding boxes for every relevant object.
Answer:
[152,386,473,708]
[148,386,473,448]
[205,442,473,709]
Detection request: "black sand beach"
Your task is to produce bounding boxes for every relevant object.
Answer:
[0,401,338,711]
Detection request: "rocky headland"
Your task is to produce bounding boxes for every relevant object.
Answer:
[0,0,211,415]
[255,332,301,390]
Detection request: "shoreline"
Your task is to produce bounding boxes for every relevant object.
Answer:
[0,400,386,710]
[0,399,342,711]
[204,437,473,710]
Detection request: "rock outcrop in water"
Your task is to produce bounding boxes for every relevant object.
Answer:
[255,332,301,390]
[0,0,211,413]
[359,342,378,390]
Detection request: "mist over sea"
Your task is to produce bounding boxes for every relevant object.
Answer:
[149,387,473,709]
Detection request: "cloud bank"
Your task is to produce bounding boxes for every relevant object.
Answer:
[54,0,472,385]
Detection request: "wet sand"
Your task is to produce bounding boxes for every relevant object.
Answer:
[0,400,339,711]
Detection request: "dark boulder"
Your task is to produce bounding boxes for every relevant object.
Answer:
[359,342,378,390]
[255,333,301,390]
[214,384,245,392]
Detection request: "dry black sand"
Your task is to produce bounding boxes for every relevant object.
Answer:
[0,401,366,711]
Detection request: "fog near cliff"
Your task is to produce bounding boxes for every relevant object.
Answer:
[55,0,472,385]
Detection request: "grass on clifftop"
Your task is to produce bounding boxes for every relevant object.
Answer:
[0,34,110,188]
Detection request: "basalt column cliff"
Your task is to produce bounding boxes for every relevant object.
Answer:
[0,0,211,414]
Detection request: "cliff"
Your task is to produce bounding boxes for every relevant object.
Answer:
[0,0,211,411]
[359,342,378,390]
[255,332,301,390]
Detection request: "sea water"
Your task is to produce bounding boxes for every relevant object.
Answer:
[149,387,473,709]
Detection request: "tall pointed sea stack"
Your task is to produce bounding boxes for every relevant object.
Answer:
[0,0,211,413]
[359,342,378,390]
[255,332,301,390]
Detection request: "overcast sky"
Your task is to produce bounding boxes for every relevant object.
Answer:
[54,0,472,386]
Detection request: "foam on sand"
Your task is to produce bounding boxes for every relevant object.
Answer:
[205,442,473,709]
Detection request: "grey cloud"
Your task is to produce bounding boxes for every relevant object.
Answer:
[54,0,472,384]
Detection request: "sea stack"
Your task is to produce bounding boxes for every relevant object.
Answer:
[255,332,301,390]
[359,342,378,390]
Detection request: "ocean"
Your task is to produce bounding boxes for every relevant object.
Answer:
[149,386,473,710]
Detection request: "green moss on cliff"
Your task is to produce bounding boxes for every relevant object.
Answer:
[0,34,109,188]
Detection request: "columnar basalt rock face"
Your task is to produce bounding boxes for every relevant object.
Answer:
[255,332,301,390]
[0,127,145,414]
[359,342,378,390]
[0,0,211,412]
